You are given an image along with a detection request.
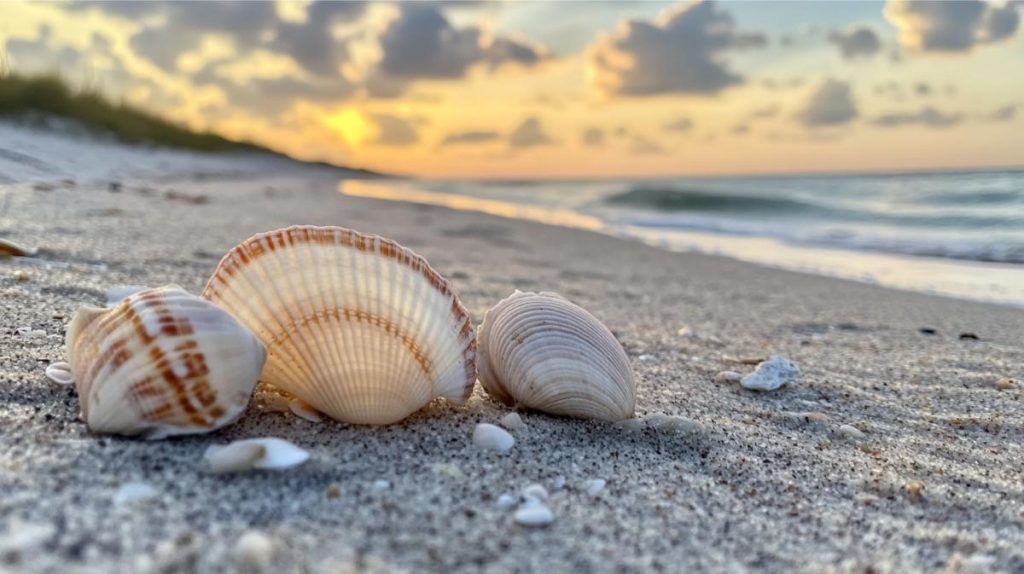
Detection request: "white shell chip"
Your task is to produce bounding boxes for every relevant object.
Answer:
[204,438,310,474]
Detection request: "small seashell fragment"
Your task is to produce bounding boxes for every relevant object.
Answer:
[204,438,309,474]
[905,480,925,501]
[0,238,35,258]
[44,361,74,386]
[995,378,1016,390]
[837,424,865,439]
[66,286,266,439]
[714,370,743,384]
[372,479,391,491]
[496,493,518,511]
[522,484,548,502]
[740,355,800,391]
[473,423,514,453]
[477,291,635,421]
[288,398,322,423]
[113,482,158,506]
[13,270,30,282]
[233,530,276,571]
[513,501,554,527]
[202,226,476,425]
[583,479,606,497]
[500,412,526,431]
[550,476,566,490]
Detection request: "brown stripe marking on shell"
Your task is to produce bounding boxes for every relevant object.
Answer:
[202,225,477,400]
[88,294,224,429]
[268,306,433,378]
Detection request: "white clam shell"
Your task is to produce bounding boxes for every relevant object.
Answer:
[204,438,309,473]
[66,286,266,439]
[202,226,476,425]
[477,291,635,421]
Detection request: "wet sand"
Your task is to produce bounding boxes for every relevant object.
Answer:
[1,138,1022,573]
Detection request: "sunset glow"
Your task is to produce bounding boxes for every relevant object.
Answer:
[2,0,1022,178]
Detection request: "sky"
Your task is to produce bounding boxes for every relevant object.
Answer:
[1,0,1022,179]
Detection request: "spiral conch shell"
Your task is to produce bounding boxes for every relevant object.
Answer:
[477,291,635,421]
[66,286,266,439]
[202,225,476,425]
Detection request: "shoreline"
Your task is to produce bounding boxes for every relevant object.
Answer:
[1,141,1023,572]
[341,180,1024,309]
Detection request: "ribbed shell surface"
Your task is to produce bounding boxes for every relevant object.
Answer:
[477,291,635,421]
[201,226,476,425]
[66,286,266,439]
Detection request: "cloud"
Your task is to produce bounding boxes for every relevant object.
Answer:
[884,0,1021,53]
[662,117,695,133]
[581,127,606,147]
[70,1,365,77]
[987,103,1018,122]
[630,134,667,155]
[368,113,420,146]
[587,0,767,97]
[748,104,780,120]
[508,117,553,148]
[374,3,547,83]
[794,79,858,127]
[828,26,882,59]
[869,106,962,128]
[441,130,502,146]
[216,75,355,115]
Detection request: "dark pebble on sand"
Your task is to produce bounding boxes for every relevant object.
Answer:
[108,181,122,193]
[919,328,937,335]
[958,332,979,340]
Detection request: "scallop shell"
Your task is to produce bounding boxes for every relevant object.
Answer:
[67,285,266,439]
[477,291,635,421]
[201,225,476,425]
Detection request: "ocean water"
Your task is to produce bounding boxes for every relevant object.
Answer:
[339,169,1024,306]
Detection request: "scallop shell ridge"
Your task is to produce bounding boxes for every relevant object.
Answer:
[477,290,635,421]
[201,225,476,425]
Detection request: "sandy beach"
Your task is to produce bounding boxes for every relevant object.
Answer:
[1,130,1022,574]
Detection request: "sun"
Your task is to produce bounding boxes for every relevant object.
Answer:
[325,108,372,147]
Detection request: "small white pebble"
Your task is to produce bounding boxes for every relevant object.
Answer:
[837,424,866,439]
[513,502,554,527]
[522,484,548,502]
[113,482,158,506]
[550,476,566,490]
[740,355,800,391]
[584,479,606,497]
[233,530,275,570]
[473,423,514,453]
[496,493,518,511]
[372,479,390,491]
[500,412,526,431]
[714,370,743,384]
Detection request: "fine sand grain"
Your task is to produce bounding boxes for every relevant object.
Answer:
[1,141,1022,573]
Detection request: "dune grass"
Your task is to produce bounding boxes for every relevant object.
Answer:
[0,71,269,153]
